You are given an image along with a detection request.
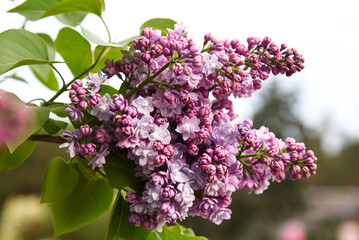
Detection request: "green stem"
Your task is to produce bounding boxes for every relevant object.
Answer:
[124,60,172,99]
[50,64,66,87]
[100,16,111,43]
[239,153,262,159]
[43,47,107,106]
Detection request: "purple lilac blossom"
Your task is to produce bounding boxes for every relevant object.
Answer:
[86,71,110,93]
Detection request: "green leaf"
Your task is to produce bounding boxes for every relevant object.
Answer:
[51,163,113,236]
[139,18,177,35]
[54,27,92,77]
[100,85,118,96]
[0,140,37,171]
[48,103,67,118]
[43,118,68,135]
[106,192,150,240]
[76,156,98,181]
[8,0,62,21]
[104,153,140,190]
[0,29,58,75]
[146,225,208,240]
[6,106,50,153]
[55,12,87,26]
[92,45,123,73]
[42,0,105,18]
[40,157,79,203]
[30,33,59,91]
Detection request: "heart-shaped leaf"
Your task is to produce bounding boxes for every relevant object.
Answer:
[139,18,177,35]
[40,157,79,203]
[0,140,37,171]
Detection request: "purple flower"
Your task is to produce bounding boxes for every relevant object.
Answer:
[149,122,171,145]
[175,116,200,141]
[90,93,113,121]
[59,130,82,158]
[198,198,218,218]
[65,105,84,122]
[175,182,195,206]
[86,71,109,93]
[209,208,232,225]
[201,53,223,76]
[131,96,154,115]
[88,145,110,169]
[134,141,157,166]
[167,159,189,183]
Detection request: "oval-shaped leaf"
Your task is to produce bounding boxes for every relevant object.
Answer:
[0,29,58,75]
[30,33,59,91]
[0,140,37,171]
[104,153,141,190]
[139,18,177,35]
[41,157,79,203]
[146,225,208,240]
[6,106,50,153]
[48,103,67,118]
[42,118,68,135]
[55,12,87,26]
[42,0,105,18]
[8,0,62,21]
[54,27,92,77]
[51,163,113,236]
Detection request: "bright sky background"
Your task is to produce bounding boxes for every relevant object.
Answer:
[1,0,359,153]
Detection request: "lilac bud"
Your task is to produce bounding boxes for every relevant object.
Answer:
[172,63,183,75]
[79,100,88,110]
[192,56,202,68]
[187,142,199,156]
[120,126,135,137]
[125,191,138,204]
[199,153,212,167]
[198,128,210,140]
[160,202,171,214]
[94,128,111,144]
[143,220,154,230]
[153,141,165,151]
[216,164,228,178]
[127,213,142,227]
[154,154,167,167]
[161,185,177,200]
[150,171,168,186]
[79,124,92,137]
[162,144,175,158]
[124,106,138,118]
[71,79,83,90]
[78,143,96,156]
[203,164,216,175]
[204,33,213,44]
[76,87,87,98]
[218,196,232,208]
[166,209,180,223]
[141,51,152,64]
[207,174,218,183]
[88,93,101,106]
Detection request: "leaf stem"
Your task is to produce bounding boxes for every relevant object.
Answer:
[43,46,107,106]
[50,64,66,87]
[27,134,65,144]
[100,16,111,43]
[124,60,172,99]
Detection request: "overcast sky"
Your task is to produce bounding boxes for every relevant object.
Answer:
[1,0,359,153]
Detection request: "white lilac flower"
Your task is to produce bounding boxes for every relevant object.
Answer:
[88,145,109,169]
[90,93,113,121]
[135,115,155,139]
[131,96,154,115]
[134,141,157,166]
[175,182,195,206]
[86,71,109,93]
[201,53,223,76]
[175,116,200,141]
[149,122,171,145]
[167,159,189,183]
[209,208,232,225]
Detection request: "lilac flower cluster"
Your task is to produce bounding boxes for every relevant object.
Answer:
[61,23,316,231]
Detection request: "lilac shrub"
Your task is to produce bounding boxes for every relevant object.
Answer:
[61,23,316,231]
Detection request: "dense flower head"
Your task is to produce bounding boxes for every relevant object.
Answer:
[61,23,314,231]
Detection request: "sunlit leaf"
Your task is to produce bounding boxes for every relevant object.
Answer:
[7,0,62,21]
[0,29,58,75]
[40,157,79,203]
[48,103,68,118]
[30,33,59,91]
[92,45,123,73]
[51,163,113,236]
[55,12,87,26]
[139,18,177,35]
[42,0,105,18]
[54,27,92,76]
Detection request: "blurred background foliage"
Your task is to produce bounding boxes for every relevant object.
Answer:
[1,77,358,239]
